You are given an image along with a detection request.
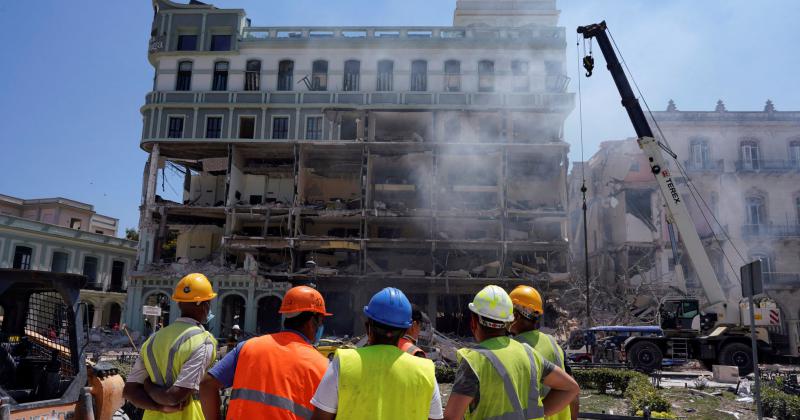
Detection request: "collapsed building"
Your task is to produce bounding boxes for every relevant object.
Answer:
[125,0,574,337]
[569,100,800,355]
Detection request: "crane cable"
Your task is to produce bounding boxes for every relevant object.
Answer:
[605,28,748,285]
[577,34,592,327]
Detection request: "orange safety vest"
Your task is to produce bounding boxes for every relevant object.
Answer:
[398,335,426,358]
[227,331,329,420]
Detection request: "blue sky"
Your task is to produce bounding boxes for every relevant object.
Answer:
[1,0,798,235]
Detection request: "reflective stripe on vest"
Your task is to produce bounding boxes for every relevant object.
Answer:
[230,388,313,419]
[405,344,423,355]
[144,326,205,386]
[474,345,545,420]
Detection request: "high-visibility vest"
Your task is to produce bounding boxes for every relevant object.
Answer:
[515,330,571,420]
[140,321,217,420]
[398,335,426,358]
[457,336,545,420]
[227,331,328,420]
[337,344,435,420]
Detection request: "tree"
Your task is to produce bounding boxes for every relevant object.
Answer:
[125,228,139,241]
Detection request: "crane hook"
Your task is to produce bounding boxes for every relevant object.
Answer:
[583,54,595,77]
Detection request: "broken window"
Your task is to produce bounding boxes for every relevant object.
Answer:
[245,60,261,91]
[167,116,184,138]
[478,60,494,92]
[238,116,256,139]
[444,60,461,92]
[70,218,82,229]
[51,251,68,273]
[110,261,125,292]
[210,34,231,51]
[626,189,653,229]
[343,60,360,91]
[272,117,289,139]
[206,116,222,138]
[176,61,192,91]
[410,60,427,92]
[212,61,229,91]
[277,60,294,91]
[311,60,328,91]
[305,117,323,140]
[13,246,32,270]
[377,60,393,91]
[512,60,529,92]
[82,256,98,286]
[176,34,197,51]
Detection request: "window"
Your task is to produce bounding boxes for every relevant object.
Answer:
[176,61,192,91]
[206,116,222,138]
[746,196,766,226]
[212,61,229,91]
[478,60,495,92]
[272,117,289,139]
[210,34,232,51]
[110,261,125,292]
[444,60,461,92]
[306,116,323,140]
[445,118,461,141]
[83,256,98,285]
[690,138,710,167]
[245,60,261,91]
[410,60,427,92]
[167,116,184,138]
[13,246,33,270]
[277,60,294,91]
[238,116,256,139]
[511,60,530,91]
[176,34,197,51]
[311,60,328,91]
[377,60,393,91]
[789,141,800,167]
[69,218,82,229]
[51,251,69,273]
[740,140,760,170]
[750,253,774,283]
[343,60,360,91]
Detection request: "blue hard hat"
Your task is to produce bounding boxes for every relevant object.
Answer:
[363,287,412,329]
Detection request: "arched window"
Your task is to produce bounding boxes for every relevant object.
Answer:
[343,60,360,91]
[690,138,710,168]
[377,60,393,91]
[410,60,427,92]
[311,60,328,91]
[176,61,192,91]
[444,60,461,92]
[212,61,229,91]
[745,195,766,234]
[277,60,294,91]
[245,60,261,91]
[740,139,760,170]
[478,60,495,92]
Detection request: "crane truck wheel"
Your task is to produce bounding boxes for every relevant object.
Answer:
[627,341,663,372]
[719,342,754,375]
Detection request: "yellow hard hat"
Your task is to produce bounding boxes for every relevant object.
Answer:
[468,285,515,325]
[172,273,217,303]
[509,285,544,318]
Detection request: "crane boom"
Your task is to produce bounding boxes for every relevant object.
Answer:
[577,21,737,325]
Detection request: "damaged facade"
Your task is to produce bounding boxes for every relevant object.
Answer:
[128,0,574,337]
[0,194,135,329]
[569,101,800,355]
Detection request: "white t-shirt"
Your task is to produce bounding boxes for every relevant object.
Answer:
[311,357,444,419]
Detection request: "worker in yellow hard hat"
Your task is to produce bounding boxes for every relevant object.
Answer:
[123,273,219,420]
[444,285,579,420]
[509,285,579,420]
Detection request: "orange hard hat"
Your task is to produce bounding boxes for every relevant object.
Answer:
[509,285,543,318]
[279,286,332,316]
[172,273,217,303]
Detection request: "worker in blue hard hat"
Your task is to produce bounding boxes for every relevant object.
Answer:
[311,287,443,420]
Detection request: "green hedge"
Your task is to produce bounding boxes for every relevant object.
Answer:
[436,363,457,384]
[762,385,800,420]
[574,368,671,415]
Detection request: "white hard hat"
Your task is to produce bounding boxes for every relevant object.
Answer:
[232,324,241,330]
[468,285,515,326]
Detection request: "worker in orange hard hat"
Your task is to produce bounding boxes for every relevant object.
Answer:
[200,285,332,420]
[124,273,219,420]
[509,285,579,420]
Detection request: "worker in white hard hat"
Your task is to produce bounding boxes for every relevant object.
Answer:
[443,285,579,420]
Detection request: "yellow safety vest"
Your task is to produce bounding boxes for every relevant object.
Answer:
[337,344,435,420]
[515,330,571,420]
[140,321,217,420]
[457,336,545,420]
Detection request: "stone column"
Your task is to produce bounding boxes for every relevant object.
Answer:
[788,319,800,356]
[92,304,104,329]
[244,279,257,333]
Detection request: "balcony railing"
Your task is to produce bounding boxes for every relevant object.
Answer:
[742,224,800,238]
[683,159,724,172]
[764,272,800,285]
[241,26,565,44]
[735,160,800,172]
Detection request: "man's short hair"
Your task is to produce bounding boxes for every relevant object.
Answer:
[410,304,430,325]
[369,319,405,344]
[283,311,317,331]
